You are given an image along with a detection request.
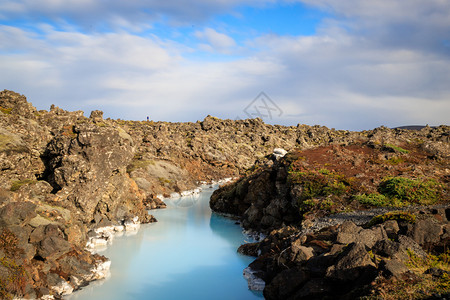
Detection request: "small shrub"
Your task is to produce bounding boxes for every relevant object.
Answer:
[378,177,443,205]
[319,198,336,213]
[300,199,316,213]
[365,211,416,228]
[289,168,349,201]
[318,168,330,175]
[373,249,450,298]
[355,193,388,207]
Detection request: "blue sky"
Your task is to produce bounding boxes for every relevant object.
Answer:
[1,0,449,130]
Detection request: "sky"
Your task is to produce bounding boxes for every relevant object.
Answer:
[0,0,449,130]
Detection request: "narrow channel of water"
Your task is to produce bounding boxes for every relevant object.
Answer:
[67,186,263,300]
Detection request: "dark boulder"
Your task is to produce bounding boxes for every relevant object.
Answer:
[325,242,377,283]
[264,268,310,300]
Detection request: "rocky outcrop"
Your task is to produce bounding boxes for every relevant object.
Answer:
[0,91,155,298]
[41,122,152,225]
[239,209,449,299]
[211,130,449,299]
[210,165,301,231]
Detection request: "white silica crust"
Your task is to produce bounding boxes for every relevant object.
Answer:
[243,267,266,291]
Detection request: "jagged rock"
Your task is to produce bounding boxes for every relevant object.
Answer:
[0,127,29,154]
[326,242,377,282]
[397,235,429,258]
[89,110,104,122]
[264,268,310,300]
[238,242,260,256]
[335,221,387,248]
[290,240,314,262]
[42,123,139,224]
[8,224,36,261]
[409,218,442,246]
[380,258,409,278]
[383,220,400,239]
[0,90,37,118]
[335,220,360,244]
[290,278,331,300]
[243,267,266,291]
[37,236,72,260]
[0,201,37,226]
[373,239,408,261]
[47,273,74,296]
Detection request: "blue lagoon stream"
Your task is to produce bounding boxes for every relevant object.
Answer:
[67,186,263,300]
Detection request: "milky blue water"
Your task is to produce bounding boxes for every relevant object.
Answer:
[67,186,263,300]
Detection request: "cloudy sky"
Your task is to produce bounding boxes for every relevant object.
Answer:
[1,0,449,130]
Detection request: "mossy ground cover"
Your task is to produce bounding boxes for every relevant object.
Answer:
[285,143,448,215]
[288,168,350,201]
[9,179,37,192]
[0,107,12,114]
[378,177,443,205]
[365,211,416,228]
[384,143,410,154]
[355,176,443,207]
[369,249,450,299]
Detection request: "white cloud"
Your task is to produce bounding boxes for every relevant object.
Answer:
[195,28,237,53]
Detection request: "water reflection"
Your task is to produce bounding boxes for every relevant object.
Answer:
[170,193,200,208]
[67,186,263,300]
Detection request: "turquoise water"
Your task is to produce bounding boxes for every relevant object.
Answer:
[67,186,263,300]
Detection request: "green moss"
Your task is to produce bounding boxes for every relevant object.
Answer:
[95,121,109,127]
[158,177,171,185]
[0,107,12,114]
[289,168,350,202]
[10,179,37,192]
[186,137,193,148]
[365,211,416,228]
[126,159,155,173]
[386,157,404,165]
[378,177,443,205]
[355,193,388,207]
[406,249,450,291]
[384,143,409,154]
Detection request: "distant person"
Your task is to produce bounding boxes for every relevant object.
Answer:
[147,116,149,122]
